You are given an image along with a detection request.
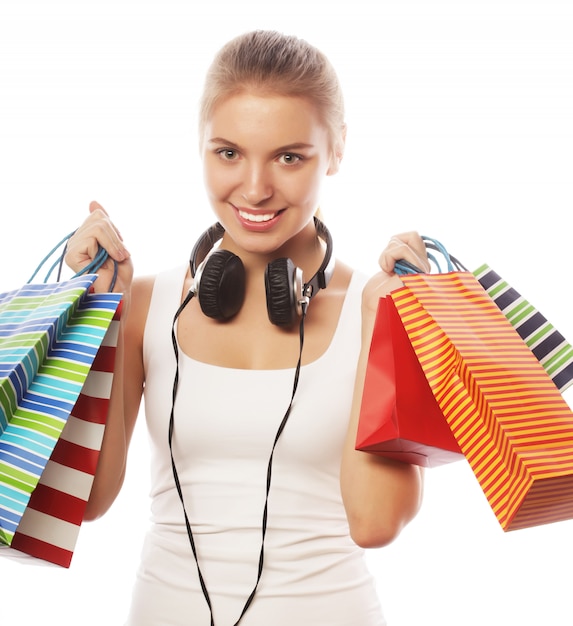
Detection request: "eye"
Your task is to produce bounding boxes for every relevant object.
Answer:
[216,148,239,161]
[278,152,302,165]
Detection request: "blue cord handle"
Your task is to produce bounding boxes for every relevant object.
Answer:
[394,236,466,276]
[27,230,119,290]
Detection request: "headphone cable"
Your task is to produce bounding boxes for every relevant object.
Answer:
[169,294,307,625]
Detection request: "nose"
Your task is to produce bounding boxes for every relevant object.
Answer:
[241,162,273,205]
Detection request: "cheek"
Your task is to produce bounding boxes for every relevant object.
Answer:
[203,161,231,199]
[289,168,325,205]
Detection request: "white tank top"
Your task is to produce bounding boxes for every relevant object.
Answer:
[126,264,386,626]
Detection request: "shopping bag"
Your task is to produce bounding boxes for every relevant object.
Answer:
[474,264,573,394]
[356,296,463,467]
[7,301,121,567]
[391,270,573,531]
[396,238,573,394]
[0,235,122,564]
[0,277,122,547]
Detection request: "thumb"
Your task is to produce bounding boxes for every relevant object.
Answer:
[89,200,108,216]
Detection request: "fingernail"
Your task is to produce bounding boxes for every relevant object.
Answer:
[116,247,130,261]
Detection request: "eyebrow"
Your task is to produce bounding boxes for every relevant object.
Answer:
[207,137,315,152]
[207,137,240,148]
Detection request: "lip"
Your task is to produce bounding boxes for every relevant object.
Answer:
[233,205,284,232]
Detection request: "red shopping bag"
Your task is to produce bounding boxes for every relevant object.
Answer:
[392,271,573,531]
[356,296,463,467]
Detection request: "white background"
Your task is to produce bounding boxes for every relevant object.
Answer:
[1,0,573,624]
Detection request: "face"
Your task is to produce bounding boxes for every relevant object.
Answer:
[201,92,340,259]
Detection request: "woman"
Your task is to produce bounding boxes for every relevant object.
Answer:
[66,30,427,626]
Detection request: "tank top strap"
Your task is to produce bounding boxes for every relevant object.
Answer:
[143,264,188,367]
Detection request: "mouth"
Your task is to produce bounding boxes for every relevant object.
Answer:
[237,209,280,223]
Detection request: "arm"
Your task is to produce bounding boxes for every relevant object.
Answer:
[82,276,153,520]
[340,233,428,548]
[65,201,146,520]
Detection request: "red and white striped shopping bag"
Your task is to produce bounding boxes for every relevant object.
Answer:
[6,302,121,566]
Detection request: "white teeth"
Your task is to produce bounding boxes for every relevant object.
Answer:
[238,210,276,223]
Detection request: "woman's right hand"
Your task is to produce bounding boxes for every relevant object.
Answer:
[361,231,430,317]
[65,201,133,294]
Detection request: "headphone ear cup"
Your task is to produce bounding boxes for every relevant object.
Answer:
[265,257,297,327]
[197,250,246,321]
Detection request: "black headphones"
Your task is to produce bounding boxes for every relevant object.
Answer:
[189,216,335,326]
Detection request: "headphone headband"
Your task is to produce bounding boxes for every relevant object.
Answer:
[190,222,226,277]
[306,216,335,297]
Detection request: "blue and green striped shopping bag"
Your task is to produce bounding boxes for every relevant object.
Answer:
[0,274,122,551]
[473,264,573,394]
[7,295,121,567]
[395,238,573,395]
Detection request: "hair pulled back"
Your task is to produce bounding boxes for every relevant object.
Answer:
[199,30,345,155]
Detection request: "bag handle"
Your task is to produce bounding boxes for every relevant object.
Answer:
[27,230,118,290]
[394,236,467,275]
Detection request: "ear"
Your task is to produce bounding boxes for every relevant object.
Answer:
[327,123,347,176]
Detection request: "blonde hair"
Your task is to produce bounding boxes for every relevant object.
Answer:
[199,30,345,157]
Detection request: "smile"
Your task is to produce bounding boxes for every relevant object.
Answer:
[238,210,279,223]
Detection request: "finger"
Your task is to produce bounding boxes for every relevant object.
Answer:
[388,233,427,261]
[86,200,126,244]
[67,204,130,267]
[89,200,108,216]
[379,249,429,275]
[379,232,430,274]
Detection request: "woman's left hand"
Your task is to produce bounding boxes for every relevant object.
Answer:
[362,231,430,316]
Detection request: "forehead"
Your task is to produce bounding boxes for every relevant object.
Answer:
[204,93,329,146]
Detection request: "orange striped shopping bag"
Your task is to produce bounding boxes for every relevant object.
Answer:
[391,271,573,531]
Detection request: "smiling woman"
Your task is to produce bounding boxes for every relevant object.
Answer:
[44,28,424,626]
[201,93,336,244]
[2,2,573,626]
